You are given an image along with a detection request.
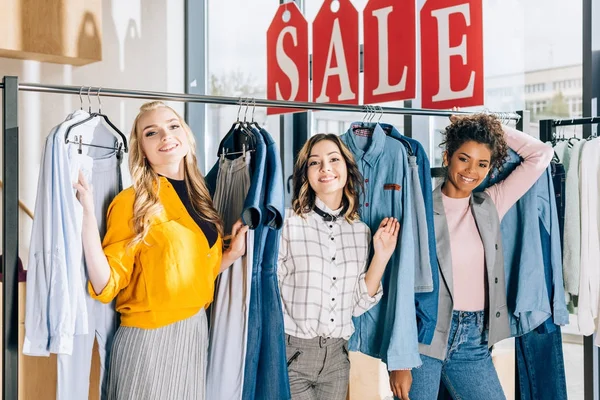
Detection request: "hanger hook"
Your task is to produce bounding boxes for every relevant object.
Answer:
[251,98,257,123]
[243,98,250,123]
[370,105,376,122]
[378,105,383,122]
[79,87,84,110]
[87,87,92,113]
[97,87,102,114]
[237,98,243,122]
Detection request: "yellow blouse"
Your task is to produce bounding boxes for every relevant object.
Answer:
[88,177,222,329]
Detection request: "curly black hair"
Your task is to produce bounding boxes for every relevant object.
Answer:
[440,113,508,172]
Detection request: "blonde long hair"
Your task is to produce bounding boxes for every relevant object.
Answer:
[128,101,223,248]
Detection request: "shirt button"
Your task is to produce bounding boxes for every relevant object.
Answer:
[329,225,333,228]
[331,318,334,322]
[496,311,501,318]
[495,244,499,250]
[495,277,498,283]
[365,202,369,207]
[332,298,335,301]
[332,257,336,261]
[333,277,337,281]
[331,237,334,241]
[365,179,369,183]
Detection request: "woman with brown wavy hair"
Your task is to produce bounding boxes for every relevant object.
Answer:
[278,133,399,400]
[74,101,248,399]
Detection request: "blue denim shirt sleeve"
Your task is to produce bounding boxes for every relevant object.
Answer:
[243,130,266,229]
[383,149,422,370]
[260,128,284,229]
[538,167,569,326]
[411,139,439,345]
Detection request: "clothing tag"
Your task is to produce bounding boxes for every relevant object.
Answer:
[352,127,373,137]
[383,183,401,191]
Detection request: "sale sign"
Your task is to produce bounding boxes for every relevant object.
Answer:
[363,0,416,104]
[312,0,359,105]
[266,2,309,115]
[420,0,484,109]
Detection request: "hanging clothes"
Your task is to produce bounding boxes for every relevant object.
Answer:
[379,123,439,345]
[205,125,290,400]
[206,153,253,400]
[341,123,421,370]
[579,138,600,338]
[24,110,130,400]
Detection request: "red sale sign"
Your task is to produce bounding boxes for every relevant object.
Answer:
[266,3,309,115]
[312,0,359,105]
[421,0,484,109]
[363,0,416,104]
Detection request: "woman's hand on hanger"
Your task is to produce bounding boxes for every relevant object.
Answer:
[220,219,249,273]
[73,170,95,216]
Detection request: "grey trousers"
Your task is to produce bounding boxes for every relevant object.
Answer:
[285,334,350,400]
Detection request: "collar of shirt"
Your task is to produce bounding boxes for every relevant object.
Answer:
[343,122,386,167]
[311,197,343,223]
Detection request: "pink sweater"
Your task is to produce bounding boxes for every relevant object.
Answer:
[442,127,554,311]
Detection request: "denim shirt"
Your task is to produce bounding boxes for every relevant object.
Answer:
[476,150,568,336]
[380,123,439,345]
[342,124,421,370]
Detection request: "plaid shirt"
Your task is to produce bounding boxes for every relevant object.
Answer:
[278,198,383,340]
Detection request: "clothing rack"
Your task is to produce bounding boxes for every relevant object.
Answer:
[539,116,597,400]
[0,75,521,400]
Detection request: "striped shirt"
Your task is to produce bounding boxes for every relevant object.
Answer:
[277,197,383,340]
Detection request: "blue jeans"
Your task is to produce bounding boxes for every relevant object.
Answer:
[516,324,567,400]
[410,311,506,400]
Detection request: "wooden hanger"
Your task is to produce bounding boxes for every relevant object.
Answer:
[0,180,34,220]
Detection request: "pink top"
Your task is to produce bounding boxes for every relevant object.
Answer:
[443,126,554,311]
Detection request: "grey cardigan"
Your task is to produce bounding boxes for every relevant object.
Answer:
[418,185,511,360]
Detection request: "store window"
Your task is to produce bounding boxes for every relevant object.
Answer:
[206,0,280,170]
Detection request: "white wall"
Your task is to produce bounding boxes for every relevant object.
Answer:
[0,0,185,267]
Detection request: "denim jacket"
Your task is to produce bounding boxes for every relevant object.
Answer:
[476,151,568,336]
[342,124,421,370]
[380,123,439,345]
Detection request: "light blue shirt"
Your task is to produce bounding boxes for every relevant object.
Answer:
[24,111,130,356]
[342,124,421,370]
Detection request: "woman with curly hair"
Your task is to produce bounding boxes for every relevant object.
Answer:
[74,101,248,399]
[389,114,553,400]
[279,134,400,400]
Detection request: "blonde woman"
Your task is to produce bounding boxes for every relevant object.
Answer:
[74,101,248,399]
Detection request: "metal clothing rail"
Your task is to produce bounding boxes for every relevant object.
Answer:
[0,81,523,119]
[539,116,597,400]
[0,75,521,400]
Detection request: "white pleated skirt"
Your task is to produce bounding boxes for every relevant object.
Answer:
[107,308,208,400]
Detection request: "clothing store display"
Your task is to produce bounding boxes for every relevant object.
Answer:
[341,123,420,370]
[380,123,439,345]
[107,308,208,400]
[285,334,350,400]
[24,111,129,400]
[206,125,290,400]
[278,198,382,340]
[206,153,253,400]
[89,178,223,329]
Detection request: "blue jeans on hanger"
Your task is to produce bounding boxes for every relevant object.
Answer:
[516,323,568,400]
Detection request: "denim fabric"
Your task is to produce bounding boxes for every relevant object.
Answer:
[551,162,566,249]
[341,124,420,370]
[409,311,505,400]
[516,324,567,400]
[254,128,290,400]
[380,123,438,346]
[476,151,568,336]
